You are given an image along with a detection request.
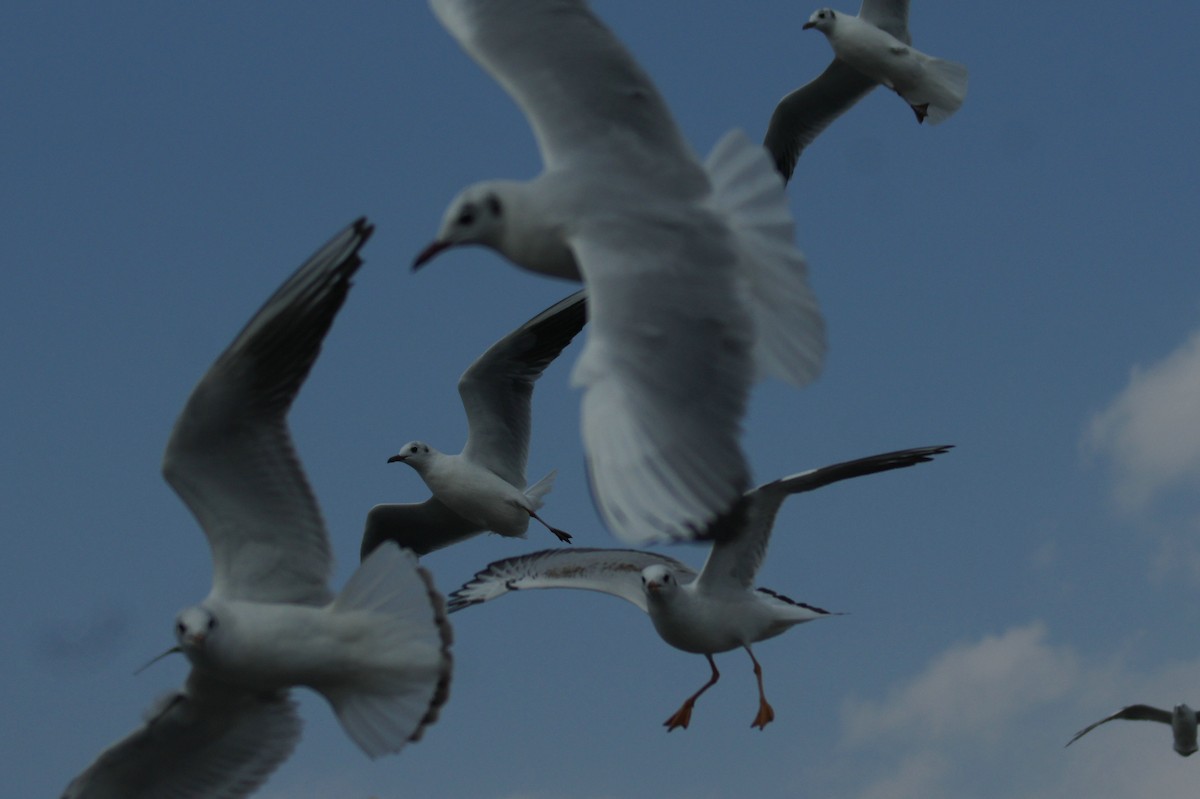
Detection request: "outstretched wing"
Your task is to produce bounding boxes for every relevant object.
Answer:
[62,677,300,799]
[361,496,485,559]
[448,547,696,614]
[430,0,701,181]
[460,290,587,486]
[163,219,372,604]
[570,223,754,546]
[698,445,951,591]
[1066,704,1174,747]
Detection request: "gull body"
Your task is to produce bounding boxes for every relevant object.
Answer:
[419,0,826,546]
[387,440,563,540]
[364,290,586,557]
[803,6,968,127]
[1067,703,1200,757]
[450,445,950,730]
[62,221,453,799]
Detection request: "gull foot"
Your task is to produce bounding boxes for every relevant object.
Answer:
[751,700,775,730]
[910,102,929,124]
[663,703,694,732]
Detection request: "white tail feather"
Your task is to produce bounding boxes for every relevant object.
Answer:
[523,469,556,510]
[323,543,452,758]
[703,130,826,387]
[906,56,968,125]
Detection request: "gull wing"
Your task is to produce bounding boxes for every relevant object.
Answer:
[764,59,879,183]
[361,496,486,559]
[859,0,911,41]
[61,677,300,799]
[568,222,754,546]
[447,547,696,614]
[162,219,372,604]
[429,0,700,177]
[1066,704,1174,747]
[698,445,952,591]
[459,290,587,487]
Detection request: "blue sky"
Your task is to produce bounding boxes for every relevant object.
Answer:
[5,2,1200,797]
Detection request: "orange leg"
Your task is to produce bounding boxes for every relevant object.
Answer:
[746,646,775,730]
[529,509,572,543]
[664,654,720,731]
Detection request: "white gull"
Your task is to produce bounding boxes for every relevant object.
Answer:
[363,290,587,557]
[802,5,968,124]
[61,220,453,799]
[415,0,826,547]
[449,445,950,730]
[764,0,911,181]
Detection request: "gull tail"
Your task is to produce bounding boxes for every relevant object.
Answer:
[903,56,968,125]
[523,469,556,510]
[704,130,826,388]
[321,543,452,759]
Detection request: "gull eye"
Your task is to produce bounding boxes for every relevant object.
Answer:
[457,205,476,226]
[410,445,420,453]
[176,621,185,635]
[207,617,217,631]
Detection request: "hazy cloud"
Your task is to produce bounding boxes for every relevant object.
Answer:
[842,622,1079,744]
[1087,328,1200,508]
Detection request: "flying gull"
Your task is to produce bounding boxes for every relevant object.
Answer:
[62,220,453,799]
[449,445,950,730]
[363,290,587,557]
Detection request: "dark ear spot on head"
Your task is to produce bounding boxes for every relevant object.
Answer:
[486,195,502,217]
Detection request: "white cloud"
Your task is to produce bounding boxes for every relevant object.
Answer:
[828,621,1200,799]
[841,621,1079,744]
[1087,328,1200,508]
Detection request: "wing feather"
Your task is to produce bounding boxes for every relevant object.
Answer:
[459,290,587,485]
[430,0,698,175]
[698,445,951,591]
[447,547,696,614]
[361,496,485,559]
[162,219,372,604]
[62,678,300,799]
[569,223,753,545]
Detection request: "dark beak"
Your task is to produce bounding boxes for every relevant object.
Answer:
[802,21,816,29]
[412,240,452,271]
[134,645,182,675]
[387,454,407,464]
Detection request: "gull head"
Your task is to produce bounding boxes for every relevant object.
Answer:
[414,183,508,270]
[641,565,679,601]
[803,8,836,32]
[1172,704,1198,756]
[389,441,434,469]
[174,605,218,654]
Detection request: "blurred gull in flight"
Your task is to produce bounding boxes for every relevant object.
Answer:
[416,0,826,546]
[62,220,453,799]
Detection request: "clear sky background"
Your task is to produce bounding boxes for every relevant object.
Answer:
[4,2,1200,797]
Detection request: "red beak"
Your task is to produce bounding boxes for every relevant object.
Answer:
[412,240,452,271]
